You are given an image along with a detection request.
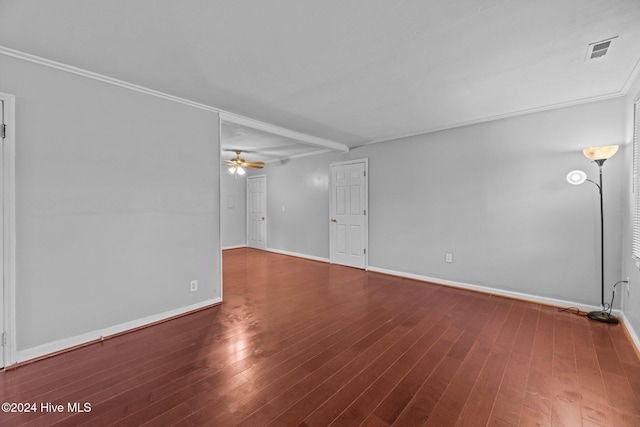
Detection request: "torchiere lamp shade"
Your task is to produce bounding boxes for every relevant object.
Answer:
[583,145,619,161]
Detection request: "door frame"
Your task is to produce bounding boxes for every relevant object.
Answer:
[329,158,369,269]
[0,92,16,367]
[246,174,267,250]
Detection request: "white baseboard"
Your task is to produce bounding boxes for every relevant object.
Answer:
[222,244,247,250]
[620,312,640,354]
[265,247,330,263]
[14,297,222,364]
[367,266,619,315]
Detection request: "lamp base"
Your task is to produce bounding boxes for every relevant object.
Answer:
[587,310,619,324]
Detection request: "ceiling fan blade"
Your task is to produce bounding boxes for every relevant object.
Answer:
[223,150,265,168]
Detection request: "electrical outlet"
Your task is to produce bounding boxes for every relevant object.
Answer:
[445,252,453,263]
[190,280,198,292]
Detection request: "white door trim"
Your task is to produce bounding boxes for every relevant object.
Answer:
[0,92,16,367]
[217,114,223,304]
[247,174,267,250]
[329,158,369,269]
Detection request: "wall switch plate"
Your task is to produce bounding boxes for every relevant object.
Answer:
[190,280,198,292]
[445,252,453,263]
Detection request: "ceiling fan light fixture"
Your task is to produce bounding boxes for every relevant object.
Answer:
[223,150,265,174]
[229,165,245,175]
[228,165,245,175]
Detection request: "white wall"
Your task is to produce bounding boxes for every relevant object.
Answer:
[0,54,221,358]
[264,96,628,308]
[220,169,246,248]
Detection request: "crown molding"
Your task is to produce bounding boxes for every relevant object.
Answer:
[360,90,627,147]
[0,46,219,113]
[0,46,348,154]
[622,57,640,96]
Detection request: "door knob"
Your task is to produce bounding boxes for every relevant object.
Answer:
[261,217,265,220]
[331,218,337,222]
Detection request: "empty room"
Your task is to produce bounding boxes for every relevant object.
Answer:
[1,1,640,426]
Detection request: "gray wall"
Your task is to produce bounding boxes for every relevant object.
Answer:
[622,73,640,337]
[220,169,246,248]
[264,96,628,308]
[3,49,636,356]
[0,55,221,352]
[266,156,332,259]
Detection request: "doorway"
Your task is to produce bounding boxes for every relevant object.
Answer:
[330,159,368,269]
[247,175,267,250]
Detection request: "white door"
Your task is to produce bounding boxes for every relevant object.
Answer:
[330,160,367,269]
[247,175,267,250]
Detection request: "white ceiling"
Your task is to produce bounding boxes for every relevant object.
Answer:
[2,0,639,160]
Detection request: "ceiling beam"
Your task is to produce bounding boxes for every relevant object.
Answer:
[219,111,349,153]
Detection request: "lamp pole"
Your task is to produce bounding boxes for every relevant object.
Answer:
[586,159,618,323]
[597,162,604,309]
[567,144,619,323]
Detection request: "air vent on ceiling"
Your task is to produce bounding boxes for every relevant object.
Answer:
[586,36,617,60]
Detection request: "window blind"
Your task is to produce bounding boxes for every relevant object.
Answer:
[632,101,640,260]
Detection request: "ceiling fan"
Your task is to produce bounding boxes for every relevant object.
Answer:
[223,150,265,176]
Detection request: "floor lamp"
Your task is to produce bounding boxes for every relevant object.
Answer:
[566,145,619,324]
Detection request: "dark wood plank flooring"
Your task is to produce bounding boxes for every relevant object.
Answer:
[1,248,639,426]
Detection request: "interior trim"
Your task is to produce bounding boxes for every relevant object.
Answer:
[14,297,222,365]
[222,244,247,250]
[360,91,630,147]
[265,247,330,264]
[367,265,621,316]
[620,312,640,358]
[622,57,640,96]
[0,46,218,113]
[0,92,16,368]
[0,45,348,154]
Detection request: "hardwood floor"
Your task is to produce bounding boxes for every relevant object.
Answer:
[1,247,639,426]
